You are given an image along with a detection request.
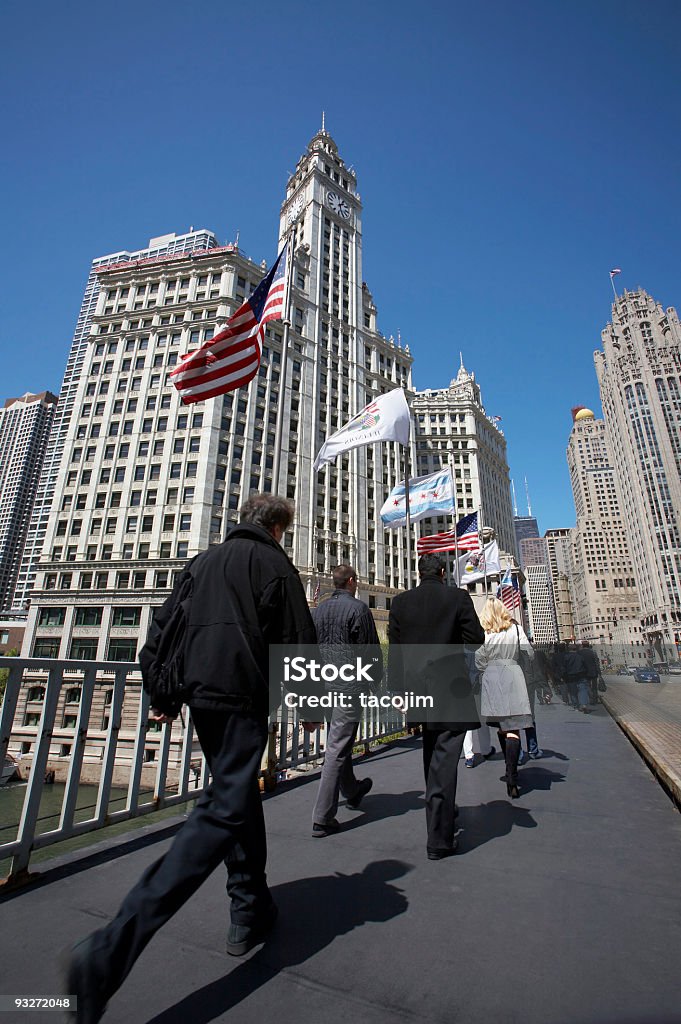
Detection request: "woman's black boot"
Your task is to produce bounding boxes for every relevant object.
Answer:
[505,736,521,798]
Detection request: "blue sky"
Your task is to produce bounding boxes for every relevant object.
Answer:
[2,0,680,534]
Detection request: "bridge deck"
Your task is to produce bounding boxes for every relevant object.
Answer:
[2,698,680,1024]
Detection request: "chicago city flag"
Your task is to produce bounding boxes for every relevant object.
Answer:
[313,388,410,471]
[380,468,455,528]
[171,246,287,404]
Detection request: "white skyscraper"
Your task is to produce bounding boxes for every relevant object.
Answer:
[21,129,417,663]
[15,230,219,611]
[566,407,641,649]
[595,289,681,659]
[411,359,515,554]
[0,392,57,614]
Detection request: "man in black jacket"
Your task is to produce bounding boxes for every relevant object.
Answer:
[388,554,485,861]
[64,494,316,1024]
[581,641,602,705]
[310,564,382,837]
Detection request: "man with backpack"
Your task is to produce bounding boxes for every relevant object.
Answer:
[64,494,316,1024]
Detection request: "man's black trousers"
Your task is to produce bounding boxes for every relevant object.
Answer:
[85,708,269,999]
[422,728,465,852]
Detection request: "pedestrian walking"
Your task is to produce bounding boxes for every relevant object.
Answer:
[475,597,534,799]
[388,553,484,860]
[581,641,601,705]
[522,645,549,760]
[310,564,383,837]
[62,494,317,1024]
[563,643,591,712]
[550,642,569,704]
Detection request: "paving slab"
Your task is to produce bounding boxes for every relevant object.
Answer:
[1,700,680,1024]
[601,675,681,806]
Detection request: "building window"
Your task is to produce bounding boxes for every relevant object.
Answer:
[112,607,141,627]
[32,638,60,658]
[69,639,98,660]
[38,607,65,626]
[74,607,103,626]
[107,639,138,662]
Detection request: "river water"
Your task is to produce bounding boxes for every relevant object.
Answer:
[0,779,198,877]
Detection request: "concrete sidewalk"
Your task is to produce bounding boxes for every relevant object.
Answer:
[1,700,680,1024]
[602,675,681,806]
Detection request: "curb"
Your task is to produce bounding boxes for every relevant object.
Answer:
[602,693,681,809]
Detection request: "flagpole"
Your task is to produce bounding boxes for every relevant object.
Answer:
[478,504,488,596]
[404,450,412,590]
[448,460,460,586]
[271,237,295,495]
[610,271,618,300]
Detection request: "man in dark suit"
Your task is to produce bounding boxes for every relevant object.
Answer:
[388,553,485,860]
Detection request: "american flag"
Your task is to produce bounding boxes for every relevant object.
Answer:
[171,246,287,404]
[497,567,521,610]
[313,581,321,605]
[416,511,480,556]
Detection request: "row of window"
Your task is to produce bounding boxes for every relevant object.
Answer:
[38,606,141,627]
[32,638,139,661]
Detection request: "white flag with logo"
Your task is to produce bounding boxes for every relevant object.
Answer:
[457,541,501,585]
[313,388,411,471]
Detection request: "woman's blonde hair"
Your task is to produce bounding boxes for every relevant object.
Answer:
[479,596,514,633]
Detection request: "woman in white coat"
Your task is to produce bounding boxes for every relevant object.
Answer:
[475,597,534,798]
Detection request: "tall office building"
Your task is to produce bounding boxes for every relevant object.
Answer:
[595,289,681,658]
[0,392,57,614]
[21,128,417,671]
[566,407,641,648]
[412,359,515,553]
[524,562,558,644]
[514,513,539,566]
[545,527,575,640]
[15,230,219,611]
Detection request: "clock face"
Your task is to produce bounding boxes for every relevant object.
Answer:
[286,193,304,224]
[327,190,351,220]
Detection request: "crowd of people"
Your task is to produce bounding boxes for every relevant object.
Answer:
[62,494,602,1023]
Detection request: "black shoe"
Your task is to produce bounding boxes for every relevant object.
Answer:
[312,818,340,838]
[427,841,458,861]
[226,902,278,957]
[346,777,373,809]
[482,746,496,760]
[61,936,108,1024]
[507,782,520,799]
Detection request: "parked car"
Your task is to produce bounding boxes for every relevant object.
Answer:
[634,667,661,684]
[667,663,681,675]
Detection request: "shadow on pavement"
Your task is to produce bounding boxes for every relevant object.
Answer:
[456,800,537,853]
[144,859,412,1024]
[337,789,425,833]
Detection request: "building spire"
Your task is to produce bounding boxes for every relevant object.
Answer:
[511,479,518,517]
[525,476,533,517]
[321,110,326,132]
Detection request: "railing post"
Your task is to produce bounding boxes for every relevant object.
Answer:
[10,666,63,878]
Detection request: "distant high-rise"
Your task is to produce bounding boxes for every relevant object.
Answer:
[514,515,539,566]
[0,392,57,613]
[412,358,515,554]
[566,407,641,648]
[545,528,575,640]
[14,230,219,610]
[595,289,681,658]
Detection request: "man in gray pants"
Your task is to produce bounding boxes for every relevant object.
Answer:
[311,565,383,837]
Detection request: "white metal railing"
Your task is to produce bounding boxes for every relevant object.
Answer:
[0,657,406,883]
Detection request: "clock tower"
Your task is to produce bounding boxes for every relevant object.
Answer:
[275,125,414,617]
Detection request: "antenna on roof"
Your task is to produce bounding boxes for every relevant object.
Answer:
[321,110,326,132]
[525,476,533,517]
[511,479,518,517]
